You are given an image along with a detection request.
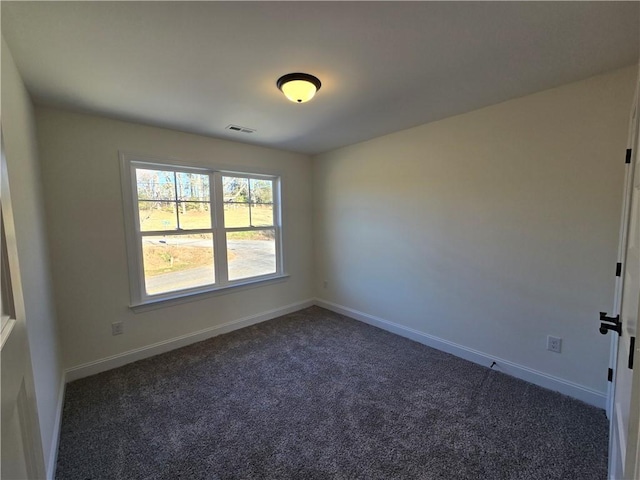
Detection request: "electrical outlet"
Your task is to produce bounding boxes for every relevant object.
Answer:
[547,335,562,353]
[323,280,328,289]
[112,321,124,336]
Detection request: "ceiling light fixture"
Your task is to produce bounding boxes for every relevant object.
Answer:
[277,73,321,103]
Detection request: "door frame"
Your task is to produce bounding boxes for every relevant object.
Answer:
[607,74,638,419]
[0,128,47,478]
[607,68,640,480]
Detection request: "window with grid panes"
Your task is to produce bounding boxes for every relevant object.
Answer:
[121,154,283,306]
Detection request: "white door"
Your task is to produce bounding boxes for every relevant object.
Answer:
[0,133,46,479]
[608,71,640,480]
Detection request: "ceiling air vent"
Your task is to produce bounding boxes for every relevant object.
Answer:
[226,124,256,134]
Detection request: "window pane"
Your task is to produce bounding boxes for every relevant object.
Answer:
[250,204,273,227]
[224,203,250,228]
[142,234,214,295]
[227,230,276,281]
[223,176,248,202]
[176,172,210,202]
[250,179,273,204]
[139,201,177,231]
[178,203,211,230]
[136,169,176,200]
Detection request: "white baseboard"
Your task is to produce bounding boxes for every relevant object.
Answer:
[315,298,607,409]
[47,374,66,480]
[65,299,315,382]
[62,296,607,409]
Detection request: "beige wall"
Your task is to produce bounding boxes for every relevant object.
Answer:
[313,66,637,397]
[2,37,63,476]
[35,108,314,370]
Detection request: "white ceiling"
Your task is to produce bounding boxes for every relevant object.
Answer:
[2,1,639,155]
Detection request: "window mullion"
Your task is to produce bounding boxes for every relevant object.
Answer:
[248,178,252,227]
[224,226,275,233]
[213,172,229,285]
[208,172,219,285]
[173,171,181,230]
[141,229,213,237]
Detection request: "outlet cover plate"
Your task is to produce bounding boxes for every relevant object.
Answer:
[112,322,124,336]
[547,335,562,353]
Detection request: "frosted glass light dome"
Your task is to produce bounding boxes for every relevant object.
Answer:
[277,73,322,104]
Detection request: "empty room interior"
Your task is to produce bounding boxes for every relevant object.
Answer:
[2,1,640,479]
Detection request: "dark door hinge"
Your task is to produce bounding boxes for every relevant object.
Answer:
[626,149,632,164]
[616,263,622,277]
[629,337,635,370]
[600,312,622,336]
[608,368,613,382]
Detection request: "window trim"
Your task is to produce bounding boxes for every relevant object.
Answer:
[120,152,286,309]
[1,210,15,339]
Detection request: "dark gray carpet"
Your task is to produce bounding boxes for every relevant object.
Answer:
[56,306,608,479]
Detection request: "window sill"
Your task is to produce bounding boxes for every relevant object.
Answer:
[129,273,290,313]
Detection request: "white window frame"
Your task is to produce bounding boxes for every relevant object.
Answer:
[120,152,285,309]
[1,208,15,336]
